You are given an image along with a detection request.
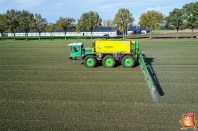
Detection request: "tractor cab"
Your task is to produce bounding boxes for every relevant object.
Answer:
[68,43,84,60]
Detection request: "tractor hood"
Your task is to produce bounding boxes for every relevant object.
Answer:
[84,47,95,54]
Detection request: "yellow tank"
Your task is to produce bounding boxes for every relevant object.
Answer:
[95,40,134,54]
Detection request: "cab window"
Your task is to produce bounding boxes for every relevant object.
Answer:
[75,46,80,52]
[71,46,80,52]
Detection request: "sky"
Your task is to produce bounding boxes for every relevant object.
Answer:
[0,0,197,25]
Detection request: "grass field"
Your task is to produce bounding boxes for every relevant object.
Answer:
[151,30,170,34]
[0,39,198,131]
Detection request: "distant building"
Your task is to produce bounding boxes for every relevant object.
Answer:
[127,26,149,34]
[6,26,148,37]
[0,32,8,37]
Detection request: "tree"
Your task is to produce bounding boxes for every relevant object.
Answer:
[56,17,75,40]
[0,13,7,40]
[139,10,164,39]
[103,19,114,27]
[113,8,135,38]
[18,10,34,40]
[33,13,48,40]
[5,9,20,40]
[102,20,106,27]
[182,2,198,38]
[166,8,184,39]
[75,20,83,40]
[164,16,171,29]
[45,23,56,40]
[79,11,102,39]
[167,8,184,32]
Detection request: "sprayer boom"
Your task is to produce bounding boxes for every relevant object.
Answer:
[135,41,156,93]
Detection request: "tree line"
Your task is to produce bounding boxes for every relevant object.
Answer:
[139,1,198,38]
[0,1,198,40]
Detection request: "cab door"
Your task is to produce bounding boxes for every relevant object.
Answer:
[71,45,82,59]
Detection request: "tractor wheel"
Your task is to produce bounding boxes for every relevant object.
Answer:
[102,55,115,68]
[84,55,96,68]
[121,55,135,68]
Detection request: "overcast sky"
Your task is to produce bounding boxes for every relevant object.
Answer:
[0,0,197,25]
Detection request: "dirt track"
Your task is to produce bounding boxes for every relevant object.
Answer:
[128,29,198,38]
[150,29,198,38]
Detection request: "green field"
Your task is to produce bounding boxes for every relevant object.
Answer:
[151,30,169,34]
[0,39,198,130]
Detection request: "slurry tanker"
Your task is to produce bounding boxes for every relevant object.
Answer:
[69,40,139,68]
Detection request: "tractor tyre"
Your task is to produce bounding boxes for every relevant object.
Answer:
[121,55,135,68]
[83,55,96,68]
[102,55,115,68]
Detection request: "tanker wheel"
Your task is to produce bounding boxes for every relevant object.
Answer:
[84,55,96,68]
[102,55,115,68]
[121,55,135,68]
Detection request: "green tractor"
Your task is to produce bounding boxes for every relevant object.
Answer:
[68,40,141,68]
